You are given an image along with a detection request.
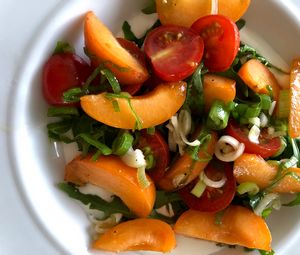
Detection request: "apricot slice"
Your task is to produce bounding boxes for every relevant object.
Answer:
[84,11,149,85]
[234,153,300,193]
[64,155,155,217]
[156,0,251,27]
[203,74,236,110]
[238,59,281,103]
[288,58,300,138]
[80,81,187,129]
[93,218,176,252]
[158,129,218,191]
[174,206,272,251]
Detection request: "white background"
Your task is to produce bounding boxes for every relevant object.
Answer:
[0,0,299,254]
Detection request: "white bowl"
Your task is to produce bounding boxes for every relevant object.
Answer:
[8,0,300,254]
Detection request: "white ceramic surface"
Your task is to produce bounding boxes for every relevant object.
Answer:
[1,0,300,254]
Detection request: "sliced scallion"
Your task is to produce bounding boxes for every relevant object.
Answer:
[237,182,259,195]
[137,166,150,188]
[190,179,206,198]
[47,106,79,117]
[112,132,134,156]
[78,133,112,155]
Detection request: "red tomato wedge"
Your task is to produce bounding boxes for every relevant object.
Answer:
[179,160,236,213]
[144,25,204,82]
[191,15,240,72]
[137,130,170,183]
[226,120,281,158]
[42,53,91,105]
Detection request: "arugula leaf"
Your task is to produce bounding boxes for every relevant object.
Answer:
[184,63,207,116]
[58,182,135,219]
[154,190,182,209]
[142,0,156,14]
[53,41,74,55]
[236,19,246,30]
[122,19,161,47]
[259,249,275,255]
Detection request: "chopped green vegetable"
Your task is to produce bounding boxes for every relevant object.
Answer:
[207,100,233,130]
[190,179,206,198]
[47,106,79,117]
[53,41,74,55]
[137,166,150,188]
[236,19,246,30]
[277,89,290,119]
[78,133,112,155]
[112,131,134,156]
[237,182,260,196]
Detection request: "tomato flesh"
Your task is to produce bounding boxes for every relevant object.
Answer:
[179,160,236,213]
[137,130,170,183]
[42,53,91,105]
[191,15,240,72]
[226,120,281,158]
[144,25,204,82]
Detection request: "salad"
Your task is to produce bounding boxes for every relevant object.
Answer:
[42,0,300,254]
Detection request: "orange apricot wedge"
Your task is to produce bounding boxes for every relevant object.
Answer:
[93,218,176,252]
[80,81,187,129]
[238,59,281,103]
[84,11,149,85]
[203,74,236,110]
[233,153,300,193]
[156,0,251,27]
[288,58,300,138]
[158,129,218,191]
[64,155,155,217]
[174,206,272,251]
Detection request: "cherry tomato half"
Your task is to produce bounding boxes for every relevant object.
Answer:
[226,120,281,158]
[144,25,204,82]
[179,160,236,213]
[191,14,240,72]
[117,38,147,95]
[137,130,170,183]
[42,53,91,105]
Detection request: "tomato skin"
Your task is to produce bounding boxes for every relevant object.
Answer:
[191,15,240,72]
[137,130,170,184]
[179,160,236,213]
[42,53,91,105]
[144,25,204,82]
[226,120,281,158]
[117,38,147,95]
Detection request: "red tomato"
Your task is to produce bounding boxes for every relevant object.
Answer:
[137,130,170,183]
[179,160,236,213]
[226,120,281,158]
[144,25,204,82]
[42,53,91,105]
[191,15,240,72]
[117,38,147,95]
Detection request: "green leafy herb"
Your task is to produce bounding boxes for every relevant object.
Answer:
[154,190,182,209]
[185,63,207,116]
[238,43,289,74]
[259,249,275,255]
[53,41,74,55]
[122,19,161,47]
[47,106,79,117]
[78,133,112,156]
[236,19,246,30]
[142,0,156,14]
[58,182,135,219]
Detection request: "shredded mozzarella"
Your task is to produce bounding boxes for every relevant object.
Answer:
[214,135,245,162]
[121,147,146,168]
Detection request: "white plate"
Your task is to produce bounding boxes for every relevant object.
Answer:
[2,0,300,254]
